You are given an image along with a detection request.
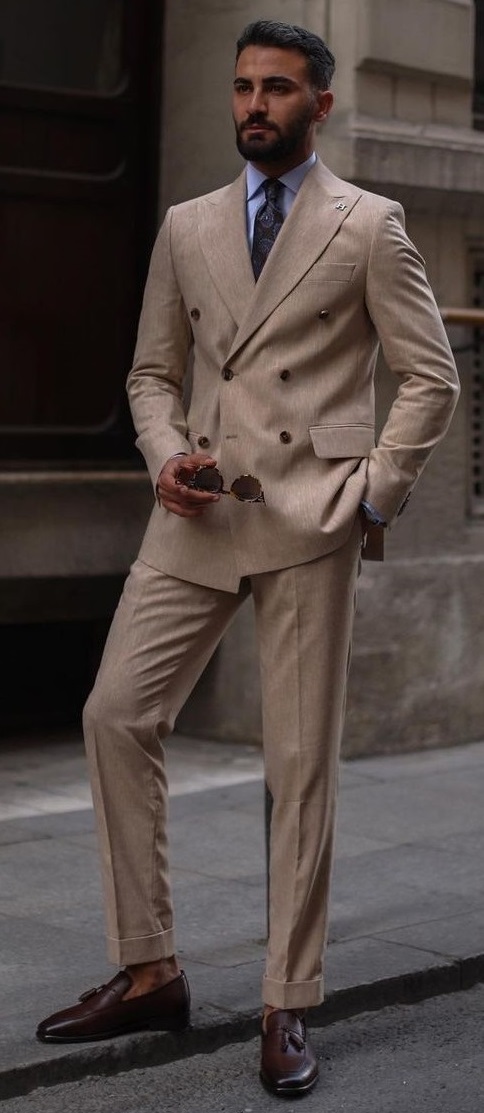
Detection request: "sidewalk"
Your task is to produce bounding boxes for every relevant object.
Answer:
[1,732,484,1101]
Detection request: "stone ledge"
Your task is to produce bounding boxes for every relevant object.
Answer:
[1,475,151,581]
[0,470,149,486]
[323,114,484,212]
[352,115,484,200]
[355,0,473,86]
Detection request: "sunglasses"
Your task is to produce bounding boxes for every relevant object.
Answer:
[177,465,265,504]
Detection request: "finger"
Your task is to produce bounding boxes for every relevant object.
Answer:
[173,454,217,481]
[162,503,205,518]
[162,491,216,516]
[156,454,217,492]
[158,487,219,513]
[176,487,220,505]
[183,453,217,469]
[160,479,220,505]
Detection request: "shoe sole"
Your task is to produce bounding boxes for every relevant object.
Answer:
[37,1017,190,1044]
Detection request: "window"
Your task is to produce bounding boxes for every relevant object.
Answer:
[469,260,484,514]
[0,0,123,93]
[473,0,484,128]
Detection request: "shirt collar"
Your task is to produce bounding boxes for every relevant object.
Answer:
[246,151,317,201]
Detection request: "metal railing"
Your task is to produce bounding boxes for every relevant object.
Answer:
[440,308,484,514]
[440,307,484,327]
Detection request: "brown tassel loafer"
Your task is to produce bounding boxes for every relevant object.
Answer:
[260,1009,318,1096]
[36,969,190,1043]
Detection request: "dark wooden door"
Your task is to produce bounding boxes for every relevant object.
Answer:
[0,0,161,460]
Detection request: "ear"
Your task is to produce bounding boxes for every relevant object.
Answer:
[313,89,334,123]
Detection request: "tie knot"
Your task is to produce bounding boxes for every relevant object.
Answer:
[263,178,283,207]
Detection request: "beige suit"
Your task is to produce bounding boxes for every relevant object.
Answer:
[129,158,459,588]
[84,158,459,1008]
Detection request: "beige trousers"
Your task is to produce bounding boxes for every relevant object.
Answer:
[83,519,361,1009]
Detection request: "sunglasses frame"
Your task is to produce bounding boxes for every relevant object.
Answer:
[176,464,265,504]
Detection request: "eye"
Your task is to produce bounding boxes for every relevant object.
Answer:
[268,82,289,94]
[234,82,251,95]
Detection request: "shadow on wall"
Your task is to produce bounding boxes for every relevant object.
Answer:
[0,619,110,734]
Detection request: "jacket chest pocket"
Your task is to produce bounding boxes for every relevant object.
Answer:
[304,263,356,284]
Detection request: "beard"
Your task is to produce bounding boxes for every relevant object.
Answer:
[235,102,315,164]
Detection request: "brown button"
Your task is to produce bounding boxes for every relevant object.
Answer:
[222,368,234,380]
[318,308,330,319]
[279,430,292,444]
[279,369,291,381]
[197,435,210,448]
[190,308,200,320]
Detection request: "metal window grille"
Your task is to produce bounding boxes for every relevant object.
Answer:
[474,0,484,130]
[470,264,484,515]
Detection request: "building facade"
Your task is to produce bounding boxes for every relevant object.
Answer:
[1,0,483,751]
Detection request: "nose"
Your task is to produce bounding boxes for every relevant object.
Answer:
[247,87,268,115]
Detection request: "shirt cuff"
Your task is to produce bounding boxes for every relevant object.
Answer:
[360,500,387,526]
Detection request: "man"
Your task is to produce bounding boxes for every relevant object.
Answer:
[37,20,459,1098]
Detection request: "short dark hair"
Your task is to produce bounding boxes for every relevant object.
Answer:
[236,20,335,91]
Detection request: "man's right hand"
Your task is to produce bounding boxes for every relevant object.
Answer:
[156,453,220,518]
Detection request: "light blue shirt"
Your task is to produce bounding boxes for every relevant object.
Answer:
[246,151,317,249]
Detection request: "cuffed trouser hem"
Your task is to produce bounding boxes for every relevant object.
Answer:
[108,928,176,966]
[262,975,324,1009]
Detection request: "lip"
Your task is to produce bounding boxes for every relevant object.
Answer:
[244,124,272,135]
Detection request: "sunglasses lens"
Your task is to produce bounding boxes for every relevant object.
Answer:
[191,466,223,493]
[231,476,263,502]
[177,466,194,486]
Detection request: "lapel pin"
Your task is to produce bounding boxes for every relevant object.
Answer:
[335,201,347,211]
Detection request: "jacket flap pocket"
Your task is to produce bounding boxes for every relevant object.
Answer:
[306,263,356,283]
[309,424,375,459]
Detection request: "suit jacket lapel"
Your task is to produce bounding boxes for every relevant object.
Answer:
[197,171,254,327]
[226,159,362,362]
[196,160,362,358]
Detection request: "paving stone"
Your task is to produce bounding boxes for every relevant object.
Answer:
[0,840,102,928]
[330,840,484,942]
[338,769,484,842]
[0,809,94,846]
[374,905,484,960]
[170,808,265,881]
[325,934,456,995]
[350,740,484,782]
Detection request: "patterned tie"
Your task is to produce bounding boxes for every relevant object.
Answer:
[251,178,284,280]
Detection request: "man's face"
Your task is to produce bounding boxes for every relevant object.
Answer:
[233,45,332,174]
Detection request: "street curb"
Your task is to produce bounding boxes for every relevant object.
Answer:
[1,953,483,1101]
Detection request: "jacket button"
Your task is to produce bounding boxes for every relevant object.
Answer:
[198,435,210,448]
[190,308,200,320]
[222,368,234,380]
[318,308,330,319]
[279,369,291,381]
[279,430,292,444]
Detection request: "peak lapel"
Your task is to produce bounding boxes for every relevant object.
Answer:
[197,171,254,327]
[226,160,362,363]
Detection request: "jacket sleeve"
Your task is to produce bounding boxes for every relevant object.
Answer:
[126,207,193,491]
[364,202,460,525]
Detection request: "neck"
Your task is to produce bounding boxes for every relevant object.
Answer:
[249,150,314,178]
